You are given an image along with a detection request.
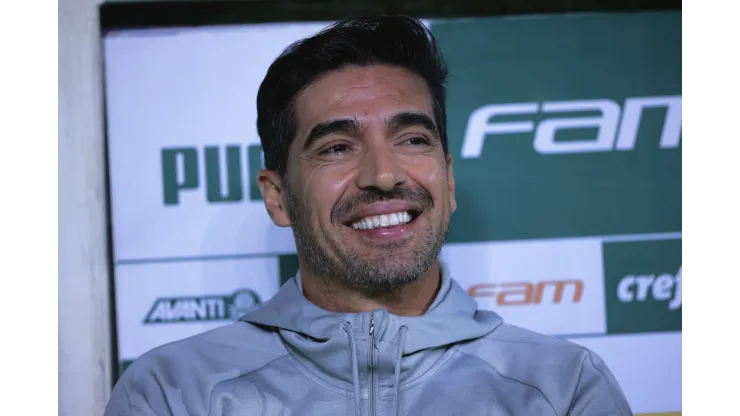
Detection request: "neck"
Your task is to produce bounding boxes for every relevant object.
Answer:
[299,259,442,317]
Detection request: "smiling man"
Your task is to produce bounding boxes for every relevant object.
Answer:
[105,16,632,416]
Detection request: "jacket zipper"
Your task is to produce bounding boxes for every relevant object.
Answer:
[369,313,376,416]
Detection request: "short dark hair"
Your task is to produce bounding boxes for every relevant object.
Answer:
[256,15,449,177]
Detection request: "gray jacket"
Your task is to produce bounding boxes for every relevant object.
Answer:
[104,265,633,415]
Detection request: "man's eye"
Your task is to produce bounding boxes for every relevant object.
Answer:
[404,137,430,146]
[320,144,349,155]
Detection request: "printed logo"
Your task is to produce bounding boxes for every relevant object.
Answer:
[461,95,681,158]
[444,94,682,243]
[468,279,584,306]
[617,266,681,311]
[143,288,262,324]
[161,144,264,206]
[437,14,681,244]
[604,238,681,334]
[444,239,606,336]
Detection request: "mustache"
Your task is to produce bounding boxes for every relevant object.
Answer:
[332,186,435,221]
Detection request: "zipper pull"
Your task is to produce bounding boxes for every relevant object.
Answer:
[369,314,375,337]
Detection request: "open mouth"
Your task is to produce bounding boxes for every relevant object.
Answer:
[344,210,421,230]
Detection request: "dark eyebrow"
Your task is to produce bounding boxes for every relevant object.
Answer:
[386,112,439,138]
[302,119,362,151]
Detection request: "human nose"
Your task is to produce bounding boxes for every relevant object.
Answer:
[355,140,407,191]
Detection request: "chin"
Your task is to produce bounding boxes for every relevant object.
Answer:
[344,273,421,295]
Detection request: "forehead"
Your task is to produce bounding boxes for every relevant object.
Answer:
[293,65,435,133]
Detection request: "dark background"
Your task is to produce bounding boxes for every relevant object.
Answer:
[100,0,681,31]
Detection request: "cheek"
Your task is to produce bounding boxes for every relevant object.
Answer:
[407,157,448,194]
[302,165,355,223]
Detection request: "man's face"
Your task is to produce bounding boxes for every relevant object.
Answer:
[262,65,456,294]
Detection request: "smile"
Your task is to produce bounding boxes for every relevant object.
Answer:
[350,211,413,230]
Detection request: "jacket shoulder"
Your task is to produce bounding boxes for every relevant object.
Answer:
[104,322,287,415]
[460,322,591,380]
[482,322,589,351]
[457,323,632,415]
[126,320,287,376]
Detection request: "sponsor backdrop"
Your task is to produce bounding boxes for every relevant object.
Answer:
[104,11,681,415]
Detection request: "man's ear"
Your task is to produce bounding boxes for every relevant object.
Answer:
[446,154,457,214]
[257,169,292,227]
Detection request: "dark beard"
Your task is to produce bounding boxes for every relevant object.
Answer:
[284,183,448,295]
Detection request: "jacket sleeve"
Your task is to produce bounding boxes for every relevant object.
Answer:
[568,350,633,416]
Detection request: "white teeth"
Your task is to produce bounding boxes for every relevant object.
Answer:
[350,211,413,230]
